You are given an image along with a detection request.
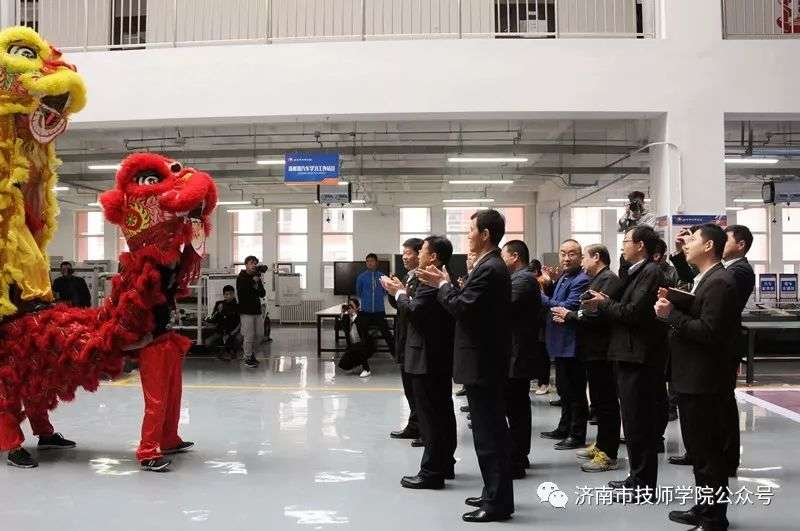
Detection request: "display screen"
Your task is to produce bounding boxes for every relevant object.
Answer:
[334,260,390,296]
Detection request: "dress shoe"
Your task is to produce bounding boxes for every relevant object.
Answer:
[467,422,472,430]
[540,429,568,440]
[455,386,467,397]
[656,440,665,454]
[554,436,585,450]
[607,477,634,489]
[668,453,693,466]
[410,438,425,447]
[460,405,470,413]
[619,437,626,444]
[390,427,419,439]
[401,475,444,490]
[446,468,455,480]
[668,409,678,422]
[549,399,562,407]
[465,496,484,508]
[462,509,512,523]
[467,413,471,421]
[511,468,526,480]
[668,508,701,527]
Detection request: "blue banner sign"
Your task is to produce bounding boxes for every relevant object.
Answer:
[671,215,727,227]
[759,273,777,301]
[284,152,340,183]
[779,273,798,301]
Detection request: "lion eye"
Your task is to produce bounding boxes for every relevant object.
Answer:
[8,45,37,59]
[169,162,183,173]
[136,172,163,186]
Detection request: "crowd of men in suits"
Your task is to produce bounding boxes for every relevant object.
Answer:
[364,206,753,530]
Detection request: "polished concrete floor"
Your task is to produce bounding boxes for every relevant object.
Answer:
[2,326,798,531]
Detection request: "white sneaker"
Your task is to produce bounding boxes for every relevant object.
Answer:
[359,370,371,378]
[534,385,549,395]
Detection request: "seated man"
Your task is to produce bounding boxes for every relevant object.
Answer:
[206,285,243,361]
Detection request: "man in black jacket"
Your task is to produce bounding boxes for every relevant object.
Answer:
[52,261,92,308]
[552,244,623,473]
[656,223,740,531]
[418,209,513,523]
[387,238,424,444]
[383,236,456,490]
[583,225,667,500]
[500,239,541,479]
[237,256,266,368]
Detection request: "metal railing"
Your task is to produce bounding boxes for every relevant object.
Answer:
[722,0,800,38]
[13,0,656,52]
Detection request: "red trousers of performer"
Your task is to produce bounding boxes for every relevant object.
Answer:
[136,333,186,462]
[0,403,55,451]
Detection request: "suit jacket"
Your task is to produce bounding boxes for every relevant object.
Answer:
[598,261,668,369]
[565,267,623,362]
[669,251,697,286]
[541,269,591,358]
[666,263,741,394]
[438,248,511,386]
[387,273,419,364]
[508,267,542,379]
[397,281,455,375]
[726,257,755,314]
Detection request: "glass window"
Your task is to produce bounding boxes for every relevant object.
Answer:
[736,208,767,232]
[278,234,308,262]
[399,234,429,249]
[571,207,602,233]
[76,211,105,261]
[446,207,521,254]
[278,209,309,288]
[322,208,354,289]
[784,264,796,274]
[400,207,431,233]
[749,234,768,262]
[278,208,308,233]
[323,234,354,262]
[571,233,602,251]
[782,234,800,261]
[234,235,264,264]
[294,264,307,290]
[322,208,353,233]
[495,207,524,233]
[499,233,524,249]
[447,233,470,254]
[323,264,335,290]
[231,211,263,266]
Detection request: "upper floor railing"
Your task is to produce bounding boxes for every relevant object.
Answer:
[13,0,657,52]
[722,0,800,39]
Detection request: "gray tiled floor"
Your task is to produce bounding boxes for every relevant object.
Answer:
[1,326,798,530]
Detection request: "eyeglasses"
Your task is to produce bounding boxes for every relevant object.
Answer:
[622,239,633,243]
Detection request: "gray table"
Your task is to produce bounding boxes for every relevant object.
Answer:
[315,304,397,358]
[742,320,800,384]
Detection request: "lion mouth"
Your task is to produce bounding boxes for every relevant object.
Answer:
[29,93,70,144]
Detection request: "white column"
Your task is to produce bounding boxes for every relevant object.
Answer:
[307,207,322,294]
[602,209,619,273]
[768,204,783,272]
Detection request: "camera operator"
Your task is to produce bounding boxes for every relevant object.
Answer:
[617,191,657,233]
[338,298,361,347]
[237,256,267,368]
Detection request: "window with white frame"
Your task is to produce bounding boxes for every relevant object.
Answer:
[496,207,524,248]
[322,208,354,289]
[76,211,104,261]
[782,207,800,273]
[571,207,602,250]
[399,207,431,248]
[445,206,524,254]
[231,210,263,267]
[278,208,308,289]
[735,207,768,274]
[117,228,129,255]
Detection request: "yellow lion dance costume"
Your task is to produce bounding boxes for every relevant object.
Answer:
[0,26,86,318]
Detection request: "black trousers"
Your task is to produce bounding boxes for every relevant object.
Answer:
[721,389,740,473]
[615,361,661,489]
[465,383,514,515]
[532,341,551,386]
[504,378,532,469]
[678,393,730,528]
[654,372,670,444]
[586,360,620,459]
[412,372,456,479]
[356,312,394,353]
[401,368,419,434]
[555,357,589,441]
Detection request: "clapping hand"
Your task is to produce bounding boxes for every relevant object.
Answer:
[551,306,569,324]
[581,290,608,311]
[657,287,669,299]
[416,264,451,288]
[654,297,673,319]
[380,275,405,296]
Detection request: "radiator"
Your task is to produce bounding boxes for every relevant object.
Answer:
[280,299,324,324]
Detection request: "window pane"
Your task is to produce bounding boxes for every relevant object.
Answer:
[616,233,625,254]
[279,234,308,262]
[571,233,602,250]
[499,233,524,249]
[784,264,796,274]
[78,236,104,261]
[400,234,428,250]
[232,211,263,234]
[322,208,353,233]
[736,208,766,233]
[323,264,334,289]
[783,234,800,261]
[754,263,767,276]
[496,207,524,232]
[783,208,800,232]
[445,208,477,233]
[571,207,601,233]
[447,233,470,254]
[234,235,263,264]
[294,264,307,290]
[400,207,431,233]
[750,234,768,262]
[77,211,104,236]
[323,234,354,262]
[278,208,308,233]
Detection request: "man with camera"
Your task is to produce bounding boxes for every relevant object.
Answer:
[237,256,267,368]
[618,191,657,233]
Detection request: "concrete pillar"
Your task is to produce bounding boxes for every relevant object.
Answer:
[768,204,783,272]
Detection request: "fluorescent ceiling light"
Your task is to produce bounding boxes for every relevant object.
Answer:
[337,181,349,186]
[732,198,762,203]
[351,199,366,204]
[444,206,490,211]
[727,207,744,211]
[442,198,495,203]
[448,180,515,185]
[87,202,100,207]
[256,159,285,165]
[344,207,373,211]
[724,157,779,164]
[607,198,652,203]
[217,201,251,206]
[448,157,528,163]
[227,208,272,213]
[88,164,121,170]
[53,186,69,192]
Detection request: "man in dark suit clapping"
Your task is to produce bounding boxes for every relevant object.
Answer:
[655,223,740,531]
[382,236,457,490]
[417,209,513,523]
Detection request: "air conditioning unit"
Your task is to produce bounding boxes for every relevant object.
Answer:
[762,180,800,204]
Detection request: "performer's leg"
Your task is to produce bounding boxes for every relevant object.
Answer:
[161,334,189,450]
[136,336,174,462]
[25,407,55,438]
[0,404,25,451]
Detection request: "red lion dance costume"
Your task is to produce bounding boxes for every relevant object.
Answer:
[0,153,217,471]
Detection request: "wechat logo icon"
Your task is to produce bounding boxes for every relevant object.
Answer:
[537,482,569,509]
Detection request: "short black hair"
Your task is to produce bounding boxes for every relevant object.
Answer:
[423,235,453,267]
[402,238,424,253]
[628,191,646,201]
[470,209,506,246]
[696,223,727,260]
[655,239,668,257]
[503,240,530,264]
[585,244,610,265]
[365,253,378,261]
[244,256,259,265]
[628,225,660,257]
[223,285,235,293]
[348,297,360,308]
[725,224,753,254]
[561,239,582,251]
[60,261,72,268]
[528,259,543,275]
